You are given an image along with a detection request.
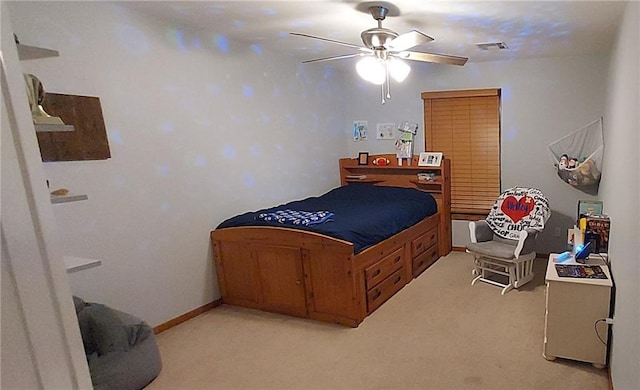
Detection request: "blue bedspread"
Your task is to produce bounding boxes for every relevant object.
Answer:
[216,184,438,254]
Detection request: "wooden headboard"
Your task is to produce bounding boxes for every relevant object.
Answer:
[339,153,452,255]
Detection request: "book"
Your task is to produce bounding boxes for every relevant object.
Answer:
[584,215,610,253]
[577,200,603,219]
[555,264,608,279]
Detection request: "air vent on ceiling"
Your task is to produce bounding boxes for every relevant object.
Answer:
[476,42,508,51]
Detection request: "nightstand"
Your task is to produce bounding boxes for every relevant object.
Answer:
[543,253,613,368]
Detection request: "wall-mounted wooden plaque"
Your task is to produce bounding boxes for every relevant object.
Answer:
[36,93,111,161]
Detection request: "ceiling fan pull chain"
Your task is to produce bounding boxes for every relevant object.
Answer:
[385,60,391,100]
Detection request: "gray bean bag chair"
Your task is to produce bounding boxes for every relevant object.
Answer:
[73,297,162,390]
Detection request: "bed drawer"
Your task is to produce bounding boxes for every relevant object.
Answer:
[365,247,404,289]
[367,267,407,312]
[412,227,438,258]
[412,243,439,278]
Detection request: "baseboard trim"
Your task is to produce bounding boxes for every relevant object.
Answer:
[153,299,222,334]
[452,246,467,252]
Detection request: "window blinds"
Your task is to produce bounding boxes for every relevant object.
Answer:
[423,89,501,216]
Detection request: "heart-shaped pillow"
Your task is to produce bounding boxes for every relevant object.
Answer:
[500,195,535,223]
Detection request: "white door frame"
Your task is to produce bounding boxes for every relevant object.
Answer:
[1,3,92,388]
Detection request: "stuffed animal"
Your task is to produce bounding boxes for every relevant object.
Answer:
[558,154,569,170]
[557,154,573,183]
[576,159,601,185]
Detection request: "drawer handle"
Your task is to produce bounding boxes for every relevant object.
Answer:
[394,275,402,284]
[430,234,436,240]
[372,290,381,300]
[393,256,401,264]
[416,243,423,250]
[418,260,424,267]
[431,250,437,257]
[372,269,381,277]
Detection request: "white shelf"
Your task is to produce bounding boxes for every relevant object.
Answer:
[50,194,88,204]
[35,124,75,132]
[64,256,101,273]
[17,43,59,60]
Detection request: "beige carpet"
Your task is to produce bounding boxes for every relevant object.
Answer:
[147,252,609,390]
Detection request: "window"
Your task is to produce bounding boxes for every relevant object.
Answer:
[422,89,501,219]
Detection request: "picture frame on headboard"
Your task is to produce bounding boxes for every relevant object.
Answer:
[358,152,369,165]
[419,152,443,167]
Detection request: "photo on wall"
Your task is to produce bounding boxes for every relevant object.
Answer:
[376,123,396,139]
[353,120,368,141]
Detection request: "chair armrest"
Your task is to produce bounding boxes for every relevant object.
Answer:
[514,229,539,258]
[469,220,492,243]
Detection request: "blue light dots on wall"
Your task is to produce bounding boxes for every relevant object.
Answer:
[262,8,276,16]
[162,122,174,133]
[166,28,187,51]
[115,23,150,53]
[223,145,237,159]
[157,165,170,177]
[243,174,255,188]
[109,130,124,145]
[251,44,263,55]
[195,156,207,167]
[501,86,512,101]
[215,34,229,53]
[243,85,254,98]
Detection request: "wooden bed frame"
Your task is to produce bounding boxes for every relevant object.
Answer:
[211,154,451,327]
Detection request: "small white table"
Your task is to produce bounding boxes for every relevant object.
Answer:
[543,253,612,368]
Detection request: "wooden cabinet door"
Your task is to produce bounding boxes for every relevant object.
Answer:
[216,242,261,306]
[253,244,307,317]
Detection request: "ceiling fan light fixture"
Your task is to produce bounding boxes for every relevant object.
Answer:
[361,28,398,49]
[356,56,385,85]
[389,58,410,82]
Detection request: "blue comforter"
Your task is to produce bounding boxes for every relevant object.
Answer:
[217,184,438,254]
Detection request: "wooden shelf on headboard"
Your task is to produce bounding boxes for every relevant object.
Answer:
[340,154,448,189]
[339,153,452,255]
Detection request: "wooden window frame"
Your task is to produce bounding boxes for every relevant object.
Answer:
[422,89,501,220]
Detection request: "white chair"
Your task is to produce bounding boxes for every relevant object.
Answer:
[466,187,550,295]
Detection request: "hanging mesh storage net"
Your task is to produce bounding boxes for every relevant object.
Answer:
[547,118,604,195]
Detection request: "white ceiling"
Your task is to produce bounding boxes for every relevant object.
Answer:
[123,1,626,69]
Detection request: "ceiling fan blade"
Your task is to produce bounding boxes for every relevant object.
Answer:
[394,51,468,66]
[387,30,434,52]
[290,33,367,51]
[302,53,362,64]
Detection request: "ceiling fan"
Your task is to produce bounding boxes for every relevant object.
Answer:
[291,5,468,103]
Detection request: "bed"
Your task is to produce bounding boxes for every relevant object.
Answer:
[211,154,451,327]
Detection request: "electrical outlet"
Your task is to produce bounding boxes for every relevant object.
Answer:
[554,227,561,237]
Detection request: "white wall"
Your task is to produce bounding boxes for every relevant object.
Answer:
[6,1,639,388]
[9,1,350,327]
[600,1,640,389]
[344,55,609,253]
